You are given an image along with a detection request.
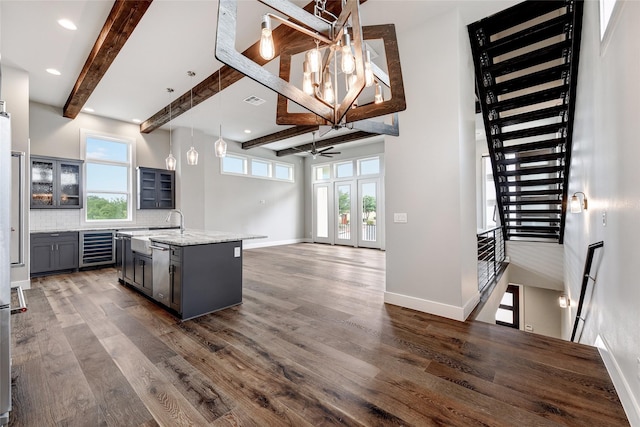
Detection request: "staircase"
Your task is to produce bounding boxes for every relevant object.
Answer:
[469,0,584,243]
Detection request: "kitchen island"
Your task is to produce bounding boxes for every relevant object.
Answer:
[116,229,265,320]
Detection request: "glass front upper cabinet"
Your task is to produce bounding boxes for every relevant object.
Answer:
[30,156,83,209]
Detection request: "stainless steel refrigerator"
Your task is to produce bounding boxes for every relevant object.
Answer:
[1,102,13,425]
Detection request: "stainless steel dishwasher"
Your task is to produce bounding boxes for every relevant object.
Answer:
[150,242,170,307]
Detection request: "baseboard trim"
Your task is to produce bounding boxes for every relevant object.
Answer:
[595,334,640,426]
[10,278,31,291]
[384,291,476,322]
[243,238,306,249]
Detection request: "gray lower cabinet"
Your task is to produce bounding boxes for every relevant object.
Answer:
[133,253,153,295]
[116,236,242,320]
[30,232,79,276]
[172,241,242,320]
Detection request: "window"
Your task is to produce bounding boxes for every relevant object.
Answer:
[314,165,331,181]
[335,161,353,178]
[251,159,271,178]
[496,285,520,329]
[274,163,293,181]
[599,0,617,40]
[222,154,248,175]
[221,153,294,182]
[358,157,380,175]
[82,130,134,221]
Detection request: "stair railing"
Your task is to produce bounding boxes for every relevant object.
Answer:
[477,226,506,291]
[571,241,604,342]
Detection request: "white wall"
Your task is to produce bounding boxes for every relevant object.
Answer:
[28,101,172,229]
[522,286,562,339]
[507,241,564,291]
[474,265,510,324]
[30,101,168,167]
[563,1,640,422]
[171,128,306,246]
[2,65,30,289]
[384,8,478,321]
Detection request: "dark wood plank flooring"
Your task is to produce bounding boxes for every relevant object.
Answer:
[10,243,628,426]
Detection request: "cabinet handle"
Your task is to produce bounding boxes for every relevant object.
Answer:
[50,233,60,237]
[51,245,54,251]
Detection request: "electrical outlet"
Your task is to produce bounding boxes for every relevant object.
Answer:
[234,247,241,258]
[393,213,408,223]
[602,211,607,227]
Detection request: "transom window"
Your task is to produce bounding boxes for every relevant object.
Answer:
[81,130,134,222]
[221,153,294,182]
[313,155,382,182]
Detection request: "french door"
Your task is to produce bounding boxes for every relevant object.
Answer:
[313,179,382,248]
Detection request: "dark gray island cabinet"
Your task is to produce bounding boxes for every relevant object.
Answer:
[116,230,265,320]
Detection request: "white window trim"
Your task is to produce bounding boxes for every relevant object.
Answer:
[80,129,136,225]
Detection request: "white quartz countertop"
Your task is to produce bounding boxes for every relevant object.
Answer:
[118,229,267,247]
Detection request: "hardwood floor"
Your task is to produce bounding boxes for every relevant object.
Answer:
[10,243,628,426]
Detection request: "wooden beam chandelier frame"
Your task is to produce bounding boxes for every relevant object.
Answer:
[215,0,406,133]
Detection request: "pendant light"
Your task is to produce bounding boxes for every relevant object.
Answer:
[214,69,227,157]
[165,88,177,171]
[186,70,199,166]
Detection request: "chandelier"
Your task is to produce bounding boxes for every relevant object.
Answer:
[215,0,406,134]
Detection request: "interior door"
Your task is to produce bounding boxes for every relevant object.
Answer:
[312,183,332,244]
[358,179,381,249]
[335,181,355,246]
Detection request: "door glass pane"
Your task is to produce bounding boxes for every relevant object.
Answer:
[500,292,513,307]
[337,184,351,240]
[59,163,80,206]
[361,182,377,242]
[316,187,329,238]
[31,160,54,206]
[496,308,513,324]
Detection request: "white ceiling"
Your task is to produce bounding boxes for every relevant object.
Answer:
[0,0,515,154]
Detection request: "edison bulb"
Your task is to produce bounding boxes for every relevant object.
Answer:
[259,16,275,60]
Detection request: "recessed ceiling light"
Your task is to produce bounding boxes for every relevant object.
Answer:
[132,118,142,124]
[244,129,252,134]
[83,107,95,113]
[57,19,77,31]
[46,68,61,76]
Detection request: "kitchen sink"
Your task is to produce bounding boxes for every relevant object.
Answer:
[130,236,152,255]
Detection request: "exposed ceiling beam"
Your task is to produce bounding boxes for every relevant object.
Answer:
[140,0,367,134]
[276,130,376,157]
[241,125,320,149]
[63,0,153,119]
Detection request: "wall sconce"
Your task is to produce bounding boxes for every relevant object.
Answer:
[558,294,570,308]
[570,192,588,213]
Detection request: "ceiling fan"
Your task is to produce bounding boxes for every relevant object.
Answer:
[295,132,341,159]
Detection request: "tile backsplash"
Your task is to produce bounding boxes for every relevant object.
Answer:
[30,209,176,231]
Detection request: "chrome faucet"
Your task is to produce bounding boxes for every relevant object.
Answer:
[165,209,185,235]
